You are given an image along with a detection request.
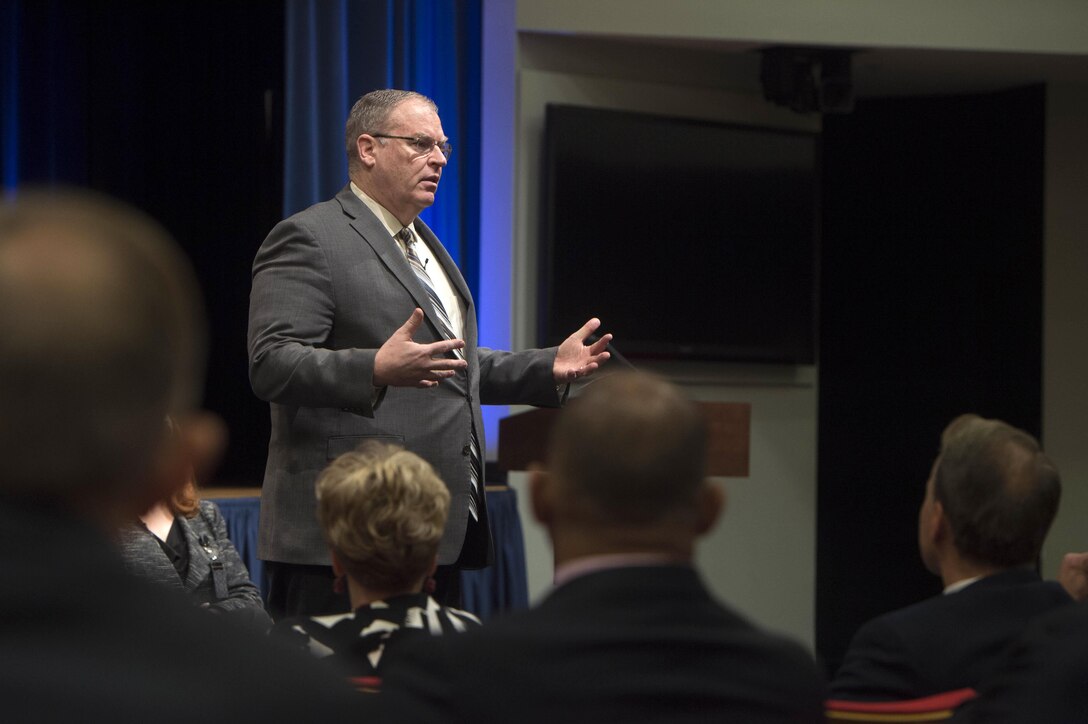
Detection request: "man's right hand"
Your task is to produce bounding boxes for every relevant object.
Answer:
[373,308,467,388]
[1059,551,1088,602]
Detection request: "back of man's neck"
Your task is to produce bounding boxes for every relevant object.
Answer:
[939,556,1006,590]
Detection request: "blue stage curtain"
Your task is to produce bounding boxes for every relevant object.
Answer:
[0,0,91,193]
[282,0,389,216]
[462,487,531,619]
[209,496,270,600]
[283,0,481,291]
[1,0,19,194]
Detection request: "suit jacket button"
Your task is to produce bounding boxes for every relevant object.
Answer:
[462,445,471,456]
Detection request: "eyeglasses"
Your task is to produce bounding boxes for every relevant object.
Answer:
[371,133,452,160]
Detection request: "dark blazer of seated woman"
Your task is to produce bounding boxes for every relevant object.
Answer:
[118,482,272,631]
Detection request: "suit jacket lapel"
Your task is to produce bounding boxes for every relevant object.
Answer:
[335,185,475,351]
[334,186,452,342]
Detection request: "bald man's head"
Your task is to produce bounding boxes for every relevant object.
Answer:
[549,371,709,525]
[531,371,722,562]
[0,190,206,503]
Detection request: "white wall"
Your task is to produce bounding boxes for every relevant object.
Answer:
[483,0,1088,653]
[1042,84,1088,577]
[509,49,820,647]
[517,0,1088,55]
[510,364,818,645]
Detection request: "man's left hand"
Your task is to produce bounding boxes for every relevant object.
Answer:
[553,317,612,384]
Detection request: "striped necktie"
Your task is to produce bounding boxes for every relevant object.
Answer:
[399,226,481,521]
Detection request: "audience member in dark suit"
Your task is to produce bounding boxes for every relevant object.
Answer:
[0,191,361,721]
[272,442,481,685]
[952,601,1088,723]
[118,473,272,631]
[831,413,1072,702]
[379,371,827,724]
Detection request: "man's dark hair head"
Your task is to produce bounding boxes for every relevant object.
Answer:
[934,413,1061,568]
[547,371,708,525]
[0,190,206,502]
[344,89,437,173]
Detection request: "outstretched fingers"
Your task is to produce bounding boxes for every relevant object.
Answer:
[573,317,601,342]
[587,332,613,356]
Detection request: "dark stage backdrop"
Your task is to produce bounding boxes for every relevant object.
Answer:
[816,85,1045,674]
[4,0,485,486]
[4,1,285,483]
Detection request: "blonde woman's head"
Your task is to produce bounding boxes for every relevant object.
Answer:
[316,442,450,592]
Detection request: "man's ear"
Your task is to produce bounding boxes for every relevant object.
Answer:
[528,465,553,527]
[930,500,949,544]
[694,480,725,536]
[356,134,377,168]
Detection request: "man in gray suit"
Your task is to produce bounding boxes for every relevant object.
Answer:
[248,89,611,617]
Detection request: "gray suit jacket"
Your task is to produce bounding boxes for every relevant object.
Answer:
[117,500,271,629]
[248,185,560,566]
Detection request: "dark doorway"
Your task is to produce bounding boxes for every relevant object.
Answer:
[816,85,1045,673]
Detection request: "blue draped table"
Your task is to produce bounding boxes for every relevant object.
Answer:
[209,486,529,620]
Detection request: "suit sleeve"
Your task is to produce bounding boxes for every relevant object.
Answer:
[830,617,920,701]
[248,216,381,414]
[477,346,563,407]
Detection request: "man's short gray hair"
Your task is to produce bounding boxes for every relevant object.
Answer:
[344,89,437,172]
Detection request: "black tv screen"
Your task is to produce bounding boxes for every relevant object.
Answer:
[539,104,818,364]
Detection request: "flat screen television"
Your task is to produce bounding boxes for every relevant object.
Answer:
[539,104,818,364]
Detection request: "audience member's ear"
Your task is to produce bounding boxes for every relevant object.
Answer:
[329,549,346,579]
[929,500,950,544]
[528,464,554,527]
[694,480,725,536]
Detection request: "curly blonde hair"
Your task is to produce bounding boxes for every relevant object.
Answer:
[316,442,450,591]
